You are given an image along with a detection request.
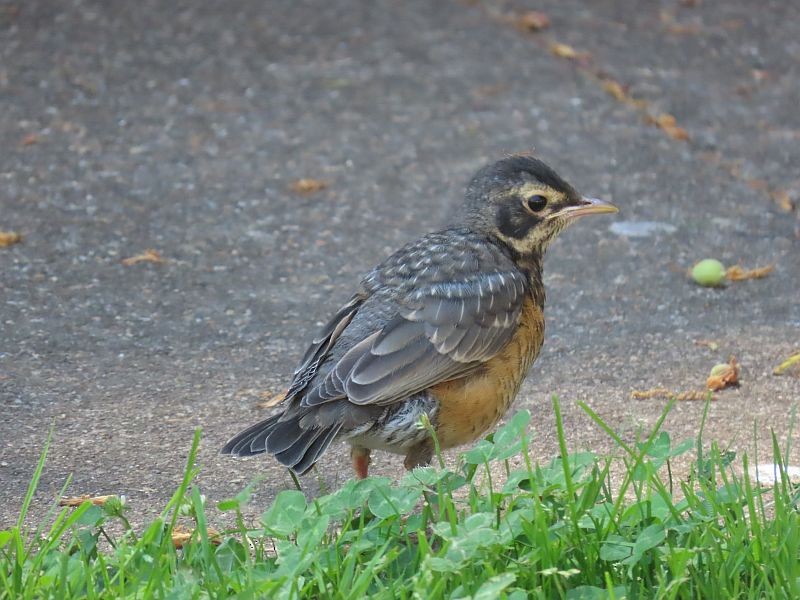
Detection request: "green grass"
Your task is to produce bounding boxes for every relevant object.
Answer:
[2,397,800,599]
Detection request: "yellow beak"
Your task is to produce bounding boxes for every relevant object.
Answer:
[552,197,619,219]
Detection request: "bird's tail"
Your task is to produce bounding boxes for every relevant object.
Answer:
[221,414,341,475]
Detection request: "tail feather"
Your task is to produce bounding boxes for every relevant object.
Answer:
[222,413,341,475]
[273,426,329,469]
[265,418,307,454]
[292,424,341,475]
[220,414,281,456]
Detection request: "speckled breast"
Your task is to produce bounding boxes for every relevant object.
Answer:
[431,296,545,449]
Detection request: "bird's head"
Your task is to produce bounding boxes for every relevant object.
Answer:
[463,155,618,258]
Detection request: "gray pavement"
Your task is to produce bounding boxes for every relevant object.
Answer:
[1,0,798,528]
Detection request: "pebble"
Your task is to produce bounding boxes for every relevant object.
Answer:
[609,221,677,238]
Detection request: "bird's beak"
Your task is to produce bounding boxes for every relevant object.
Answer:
[551,197,619,220]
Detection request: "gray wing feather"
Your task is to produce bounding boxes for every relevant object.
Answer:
[435,325,468,354]
[350,335,429,385]
[285,293,365,399]
[303,270,526,408]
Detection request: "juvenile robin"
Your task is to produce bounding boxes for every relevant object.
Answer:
[222,155,617,478]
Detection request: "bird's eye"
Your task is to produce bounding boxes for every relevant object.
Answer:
[525,194,548,213]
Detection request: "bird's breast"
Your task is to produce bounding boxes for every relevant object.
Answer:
[430,296,545,449]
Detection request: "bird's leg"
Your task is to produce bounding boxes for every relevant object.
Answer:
[403,439,434,471]
[351,446,371,479]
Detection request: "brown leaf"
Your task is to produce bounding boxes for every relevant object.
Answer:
[0,231,22,247]
[652,113,676,128]
[549,42,586,60]
[472,83,510,99]
[674,390,713,401]
[725,264,774,281]
[746,178,769,192]
[257,390,287,409]
[630,387,672,400]
[171,525,222,549]
[664,125,689,141]
[770,189,794,212]
[121,249,165,266]
[706,356,739,391]
[666,22,702,35]
[19,132,39,146]
[631,387,711,401]
[721,18,744,30]
[601,79,628,102]
[289,178,328,194]
[649,113,690,141]
[599,79,649,109]
[512,10,550,32]
[59,494,116,507]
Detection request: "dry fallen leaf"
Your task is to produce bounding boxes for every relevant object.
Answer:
[121,249,165,266]
[472,83,510,99]
[599,78,648,109]
[19,132,39,146]
[631,387,671,400]
[289,178,328,194]
[549,42,586,60]
[601,79,628,102]
[706,356,739,391]
[662,124,689,141]
[694,339,720,351]
[774,352,800,376]
[746,178,769,192]
[631,387,711,401]
[0,231,22,247]
[721,18,744,30]
[770,189,794,212]
[59,494,117,507]
[725,264,774,281]
[172,525,222,549]
[257,390,287,409]
[674,390,712,401]
[512,10,550,32]
[666,22,702,35]
[649,113,690,141]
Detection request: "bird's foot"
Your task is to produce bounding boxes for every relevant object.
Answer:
[351,446,371,479]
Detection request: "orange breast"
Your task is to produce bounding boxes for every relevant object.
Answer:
[430,297,544,449]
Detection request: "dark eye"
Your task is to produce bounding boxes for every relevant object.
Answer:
[526,194,548,212]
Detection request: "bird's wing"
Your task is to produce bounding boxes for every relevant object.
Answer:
[302,269,527,407]
[284,292,366,400]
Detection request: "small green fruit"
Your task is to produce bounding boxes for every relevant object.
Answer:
[691,259,726,287]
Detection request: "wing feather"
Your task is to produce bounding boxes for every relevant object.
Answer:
[303,269,527,407]
[285,293,365,400]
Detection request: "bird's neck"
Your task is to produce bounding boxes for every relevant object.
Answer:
[499,243,546,308]
[518,253,546,308]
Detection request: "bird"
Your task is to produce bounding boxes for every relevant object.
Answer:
[221,155,617,479]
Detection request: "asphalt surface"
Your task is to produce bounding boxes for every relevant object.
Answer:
[2,0,798,528]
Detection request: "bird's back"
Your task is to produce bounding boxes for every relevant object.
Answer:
[310,227,524,385]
